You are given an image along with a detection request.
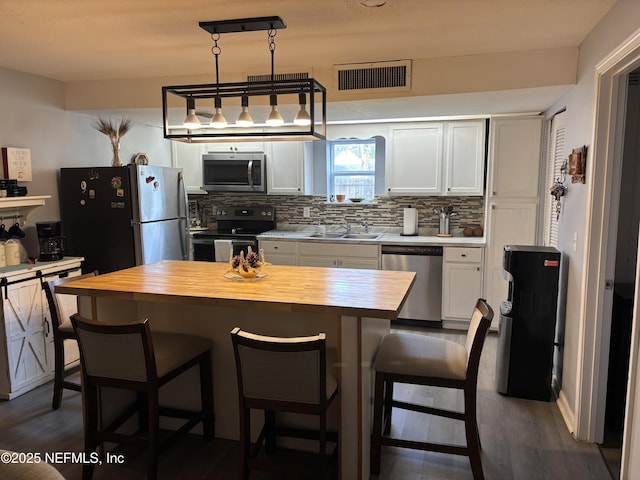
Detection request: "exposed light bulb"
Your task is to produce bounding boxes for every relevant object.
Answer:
[266,107,284,126]
[293,107,311,126]
[209,97,227,128]
[293,92,311,126]
[266,94,284,126]
[236,96,254,127]
[183,109,201,129]
[210,109,227,128]
[183,97,201,129]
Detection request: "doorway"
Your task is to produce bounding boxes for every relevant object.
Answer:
[584,28,640,480]
[599,69,640,479]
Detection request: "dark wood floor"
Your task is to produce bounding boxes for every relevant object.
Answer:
[0,328,613,480]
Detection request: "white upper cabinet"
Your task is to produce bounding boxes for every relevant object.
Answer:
[387,120,486,196]
[205,141,265,153]
[488,116,542,198]
[172,142,205,194]
[266,142,312,195]
[387,123,444,195]
[444,120,486,195]
[326,123,389,140]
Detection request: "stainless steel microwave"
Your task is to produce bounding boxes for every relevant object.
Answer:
[202,152,266,193]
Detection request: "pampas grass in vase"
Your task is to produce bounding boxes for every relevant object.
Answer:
[93,117,132,167]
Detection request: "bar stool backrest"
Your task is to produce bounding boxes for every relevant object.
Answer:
[232,328,327,406]
[71,314,156,386]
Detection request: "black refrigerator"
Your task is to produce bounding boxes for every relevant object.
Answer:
[60,165,189,274]
[496,245,561,401]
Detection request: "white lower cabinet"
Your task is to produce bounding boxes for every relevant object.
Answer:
[259,240,297,266]
[0,259,83,399]
[298,242,379,270]
[442,247,484,321]
[2,277,48,398]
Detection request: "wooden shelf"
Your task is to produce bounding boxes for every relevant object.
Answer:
[0,195,51,221]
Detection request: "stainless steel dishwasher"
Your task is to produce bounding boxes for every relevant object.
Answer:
[381,245,443,324]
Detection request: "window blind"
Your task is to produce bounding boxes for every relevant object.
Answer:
[544,111,566,248]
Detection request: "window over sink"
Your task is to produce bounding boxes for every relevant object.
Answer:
[327,136,386,201]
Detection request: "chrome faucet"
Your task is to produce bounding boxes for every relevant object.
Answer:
[363,221,369,233]
[343,222,352,234]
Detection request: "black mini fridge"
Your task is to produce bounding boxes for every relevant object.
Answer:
[496,245,561,401]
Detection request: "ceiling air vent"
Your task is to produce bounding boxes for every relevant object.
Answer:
[247,72,310,82]
[334,60,411,93]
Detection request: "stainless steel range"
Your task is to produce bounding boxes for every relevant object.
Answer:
[191,205,275,262]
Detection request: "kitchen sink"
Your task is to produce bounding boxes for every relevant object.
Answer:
[307,233,345,238]
[307,232,382,240]
[341,234,382,240]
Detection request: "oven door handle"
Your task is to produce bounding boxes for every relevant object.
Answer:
[231,239,257,248]
[247,160,254,187]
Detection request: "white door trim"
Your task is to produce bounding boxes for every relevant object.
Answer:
[580,26,640,447]
[621,227,640,479]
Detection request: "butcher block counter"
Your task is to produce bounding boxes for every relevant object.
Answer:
[56,260,416,480]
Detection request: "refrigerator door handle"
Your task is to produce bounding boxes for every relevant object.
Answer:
[179,171,189,260]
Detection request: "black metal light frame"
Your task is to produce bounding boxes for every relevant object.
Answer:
[162,17,327,143]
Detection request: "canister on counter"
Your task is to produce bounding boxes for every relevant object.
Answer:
[0,242,6,268]
[5,239,20,266]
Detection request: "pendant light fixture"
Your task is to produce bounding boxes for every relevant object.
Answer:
[265,28,284,127]
[162,16,327,143]
[209,33,227,129]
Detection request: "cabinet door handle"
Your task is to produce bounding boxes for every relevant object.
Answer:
[461,254,466,257]
[274,246,279,250]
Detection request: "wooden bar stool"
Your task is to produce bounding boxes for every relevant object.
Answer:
[370,298,494,479]
[230,327,338,480]
[71,313,215,480]
[44,271,98,410]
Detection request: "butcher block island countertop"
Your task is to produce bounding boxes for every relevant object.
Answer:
[56,260,416,480]
[56,260,416,318]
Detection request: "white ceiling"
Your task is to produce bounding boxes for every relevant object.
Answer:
[0,0,617,121]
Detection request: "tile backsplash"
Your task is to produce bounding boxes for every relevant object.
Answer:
[191,194,485,235]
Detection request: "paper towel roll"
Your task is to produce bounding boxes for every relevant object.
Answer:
[403,208,418,235]
[214,239,232,262]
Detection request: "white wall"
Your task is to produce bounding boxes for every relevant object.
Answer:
[0,67,172,258]
[546,0,640,435]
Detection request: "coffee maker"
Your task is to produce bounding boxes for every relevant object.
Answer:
[36,221,65,261]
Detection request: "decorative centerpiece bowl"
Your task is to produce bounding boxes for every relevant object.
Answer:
[225,247,270,280]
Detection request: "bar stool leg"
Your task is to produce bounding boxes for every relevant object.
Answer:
[51,336,65,410]
[370,371,385,475]
[464,388,484,480]
[383,379,394,435]
[199,352,215,438]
